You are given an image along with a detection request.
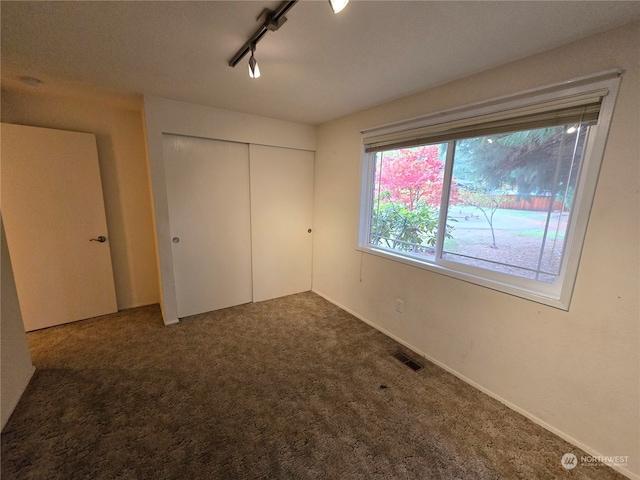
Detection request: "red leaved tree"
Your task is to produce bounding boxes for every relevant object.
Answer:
[375,145,456,209]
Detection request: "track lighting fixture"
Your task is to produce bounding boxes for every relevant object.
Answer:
[229,0,349,78]
[248,44,260,79]
[328,0,349,14]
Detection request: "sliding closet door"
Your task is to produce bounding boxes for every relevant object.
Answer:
[163,135,252,318]
[250,145,314,302]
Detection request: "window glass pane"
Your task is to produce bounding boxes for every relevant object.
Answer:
[443,124,589,283]
[370,143,449,260]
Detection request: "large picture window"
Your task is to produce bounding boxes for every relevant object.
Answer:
[359,71,621,309]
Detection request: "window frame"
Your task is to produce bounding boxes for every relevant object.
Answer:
[358,70,622,310]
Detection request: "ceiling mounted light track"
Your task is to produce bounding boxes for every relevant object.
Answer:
[229,0,349,78]
[228,0,298,70]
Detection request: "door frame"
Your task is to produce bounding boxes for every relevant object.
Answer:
[143,95,316,324]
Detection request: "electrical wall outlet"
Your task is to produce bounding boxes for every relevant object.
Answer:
[395,299,404,313]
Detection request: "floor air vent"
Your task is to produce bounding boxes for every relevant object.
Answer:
[392,352,423,371]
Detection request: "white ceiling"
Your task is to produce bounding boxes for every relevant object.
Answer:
[2,1,639,125]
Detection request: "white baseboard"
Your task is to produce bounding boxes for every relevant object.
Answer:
[312,289,638,480]
[1,365,36,432]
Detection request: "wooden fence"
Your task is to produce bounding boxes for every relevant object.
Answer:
[501,195,565,212]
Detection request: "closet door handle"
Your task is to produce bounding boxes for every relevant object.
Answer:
[90,236,107,243]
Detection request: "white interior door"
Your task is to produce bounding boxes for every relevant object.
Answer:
[1,123,118,331]
[249,145,314,302]
[163,135,252,318]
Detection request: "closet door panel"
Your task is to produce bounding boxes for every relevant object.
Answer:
[250,145,314,302]
[163,135,252,318]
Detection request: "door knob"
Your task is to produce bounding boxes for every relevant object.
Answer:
[90,236,107,243]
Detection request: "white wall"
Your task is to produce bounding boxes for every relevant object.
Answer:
[1,90,159,311]
[1,215,35,429]
[143,96,316,324]
[312,22,639,479]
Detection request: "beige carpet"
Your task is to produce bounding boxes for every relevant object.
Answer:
[1,292,625,479]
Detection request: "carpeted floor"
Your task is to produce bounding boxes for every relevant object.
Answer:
[1,292,626,479]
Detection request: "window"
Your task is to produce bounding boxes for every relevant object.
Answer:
[359,71,621,309]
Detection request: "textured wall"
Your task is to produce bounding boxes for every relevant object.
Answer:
[312,23,639,478]
[1,216,35,429]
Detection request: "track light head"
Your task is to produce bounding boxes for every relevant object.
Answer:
[328,0,349,13]
[248,44,261,79]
